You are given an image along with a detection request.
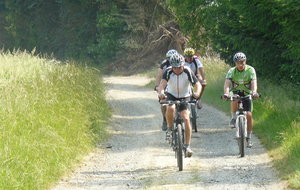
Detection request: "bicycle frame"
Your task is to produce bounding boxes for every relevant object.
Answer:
[160,99,195,170]
[235,99,248,139]
[230,95,252,157]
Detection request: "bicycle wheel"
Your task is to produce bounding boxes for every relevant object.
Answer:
[238,117,245,157]
[177,124,184,171]
[190,104,198,132]
[172,129,177,158]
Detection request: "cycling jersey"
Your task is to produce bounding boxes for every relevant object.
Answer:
[225,65,256,94]
[162,66,198,98]
[160,59,171,71]
[184,56,203,75]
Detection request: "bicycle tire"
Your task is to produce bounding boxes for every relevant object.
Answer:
[238,117,245,157]
[177,124,184,171]
[190,104,198,132]
[172,129,177,159]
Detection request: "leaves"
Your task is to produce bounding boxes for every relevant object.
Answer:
[168,0,300,83]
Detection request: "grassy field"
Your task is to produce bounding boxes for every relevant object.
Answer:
[0,50,110,189]
[147,56,300,189]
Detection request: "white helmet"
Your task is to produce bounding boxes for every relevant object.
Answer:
[170,54,185,67]
[166,49,178,58]
[233,52,246,62]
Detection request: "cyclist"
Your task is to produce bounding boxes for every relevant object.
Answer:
[154,49,178,131]
[184,48,207,109]
[223,52,259,148]
[157,54,202,157]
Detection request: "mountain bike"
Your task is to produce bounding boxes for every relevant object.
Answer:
[222,94,259,157]
[160,99,195,171]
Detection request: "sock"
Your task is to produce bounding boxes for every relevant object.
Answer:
[185,144,190,148]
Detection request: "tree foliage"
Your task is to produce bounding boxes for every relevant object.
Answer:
[0,0,174,65]
[168,0,300,83]
[2,0,99,59]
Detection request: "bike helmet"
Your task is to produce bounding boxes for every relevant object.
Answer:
[233,52,246,62]
[166,49,178,58]
[184,48,195,57]
[170,54,185,67]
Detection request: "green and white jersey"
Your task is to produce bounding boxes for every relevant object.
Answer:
[225,65,256,94]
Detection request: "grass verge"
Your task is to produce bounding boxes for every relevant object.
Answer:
[0,50,111,190]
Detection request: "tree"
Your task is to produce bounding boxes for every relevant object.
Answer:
[168,0,300,83]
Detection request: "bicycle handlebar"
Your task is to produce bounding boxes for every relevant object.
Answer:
[221,93,261,101]
[159,99,197,106]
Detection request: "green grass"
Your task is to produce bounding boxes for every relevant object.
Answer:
[0,50,110,189]
[146,56,300,189]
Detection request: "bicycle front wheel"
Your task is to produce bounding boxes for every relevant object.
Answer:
[176,124,184,171]
[190,104,198,132]
[238,117,245,157]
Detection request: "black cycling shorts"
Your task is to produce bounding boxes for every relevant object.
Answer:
[232,91,253,112]
[166,92,189,112]
[241,98,253,112]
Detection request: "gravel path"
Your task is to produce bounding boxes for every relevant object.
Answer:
[52,75,288,190]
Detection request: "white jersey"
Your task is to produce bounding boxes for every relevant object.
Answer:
[184,56,203,74]
[162,66,198,98]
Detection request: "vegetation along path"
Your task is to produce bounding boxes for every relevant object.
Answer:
[52,75,288,190]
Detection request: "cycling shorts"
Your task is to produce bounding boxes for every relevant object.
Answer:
[240,98,253,112]
[166,92,189,112]
[231,90,253,112]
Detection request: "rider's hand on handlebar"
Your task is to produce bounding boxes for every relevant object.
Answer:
[222,93,230,100]
[192,92,200,99]
[251,92,260,99]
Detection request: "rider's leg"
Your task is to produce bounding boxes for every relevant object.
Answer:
[181,109,193,157]
[230,101,238,127]
[244,93,254,147]
[231,100,238,116]
[165,105,175,142]
[181,109,191,145]
[160,105,167,130]
[166,105,175,129]
[246,111,253,147]
[161,105,166,120]
[246,112,253,137]
[197,85,206,109]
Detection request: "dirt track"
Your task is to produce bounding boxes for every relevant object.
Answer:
[52,75,288,190]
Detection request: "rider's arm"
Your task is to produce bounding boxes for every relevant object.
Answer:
[155,68,163,91]
[250,67,258,95]
[198,67,206,85]
[193,81,202,98]
[251,79,257,93]
[224,79,231,96]
[194,58,206,85]
[157,79,167,96]
[250,79,259,99]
